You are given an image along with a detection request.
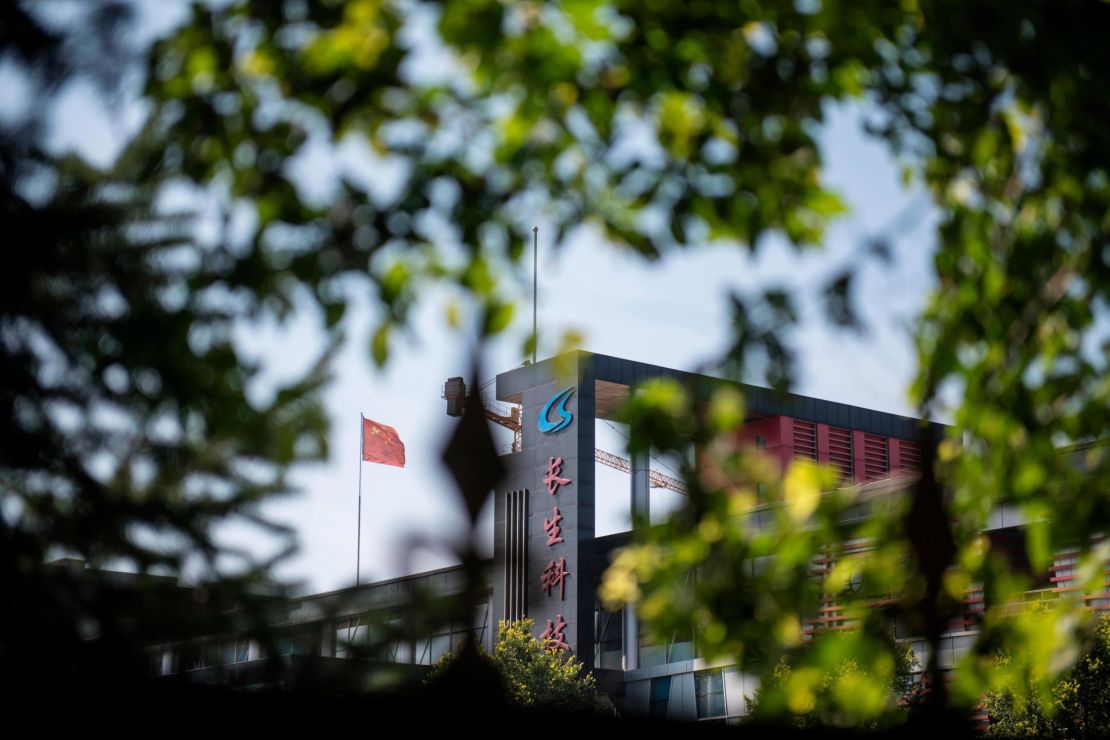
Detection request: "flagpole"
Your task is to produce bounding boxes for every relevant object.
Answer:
[357,413,363,586]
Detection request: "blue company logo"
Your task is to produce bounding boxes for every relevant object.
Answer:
[538,387,575,433]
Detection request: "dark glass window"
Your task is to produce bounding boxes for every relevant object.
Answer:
[594,604,623,670]
[649,676,672,718]
[221,639,250,664]
[203,642,220,668]
[279,630,310,657]
[695,668,726,719]
[667,627,695,663]
[390,639,413,663]
[431,634,452,663]
[416,637,432,665]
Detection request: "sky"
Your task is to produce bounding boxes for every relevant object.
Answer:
[23,0,939,595]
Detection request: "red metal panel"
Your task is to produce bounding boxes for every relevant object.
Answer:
[740,416,781,446]
[779,416,794,470]
[740,415,792,472]
[817,424,830,464]
[852,430,867,483]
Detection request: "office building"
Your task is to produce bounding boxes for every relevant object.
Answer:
[151,351,1100,722]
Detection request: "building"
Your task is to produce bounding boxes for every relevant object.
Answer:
[148,352,932,718]
[149,351,1100,722]
[486,351,931,721]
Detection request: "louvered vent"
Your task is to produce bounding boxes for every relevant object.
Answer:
[504,489,528,623]
[827,427,853,481]
[899,440,921,471]
[792,420,817,460]
[863,434,889,481]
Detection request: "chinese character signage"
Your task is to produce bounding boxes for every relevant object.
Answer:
[540,557,570,600]
[543,506,563,546]
[543,456,570,496]
[539,614,569,651]
[495,372,592,663]
[538,451,573,650]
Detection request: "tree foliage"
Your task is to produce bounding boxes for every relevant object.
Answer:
[1,1,335,683]
[986,614,1110,738]
[428,618,605,713]
[745,632,920,728]
[3,0,1108,724]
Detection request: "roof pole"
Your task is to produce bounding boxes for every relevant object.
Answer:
[532,225,538,365]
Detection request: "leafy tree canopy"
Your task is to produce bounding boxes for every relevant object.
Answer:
[986,614,1110,739]
[745,630,920,728]
[1,1,333,682]
[428,618,606,714]
[2,0,1107,724]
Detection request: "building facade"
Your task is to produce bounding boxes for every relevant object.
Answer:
[488,352,931,721]
[150,351,1102,722]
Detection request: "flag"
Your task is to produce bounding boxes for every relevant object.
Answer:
[361,416,406,467]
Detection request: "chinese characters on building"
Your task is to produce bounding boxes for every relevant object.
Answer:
[539,456,571,651]
[539,614,569,651]
[540,557,569,599]
[543,506,564,545]
[543,456,570,496]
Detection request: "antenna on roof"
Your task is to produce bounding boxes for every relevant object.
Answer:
[532,225,538,365]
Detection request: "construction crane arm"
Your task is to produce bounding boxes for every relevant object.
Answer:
[593,449,687,495]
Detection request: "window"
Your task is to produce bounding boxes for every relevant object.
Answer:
[667,632,695,663]
[644,611,695,664]
[222,639,250,664]
[331,608,488,665]
[415,620,475,665]
[473,602,490,649]
[649,676,672,718]
[431,634,452,664]
[638,620,668,668]
[335,617,368,658]
[203,642,220,668]
[862,433,889,481]
[695,668,726,719]
[389,638,413,664]
[185,647,205,671]
[594,604,623,670]
[792,421,817,460]
[279,630,309,656]
[826,426,853,481]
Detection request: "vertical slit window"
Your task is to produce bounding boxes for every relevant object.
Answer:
[792,420,817,461]
[650,676,672,718]
[863,434,889,481]
[827,427,853,481]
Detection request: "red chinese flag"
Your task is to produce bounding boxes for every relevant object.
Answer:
[361,417,406,468]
